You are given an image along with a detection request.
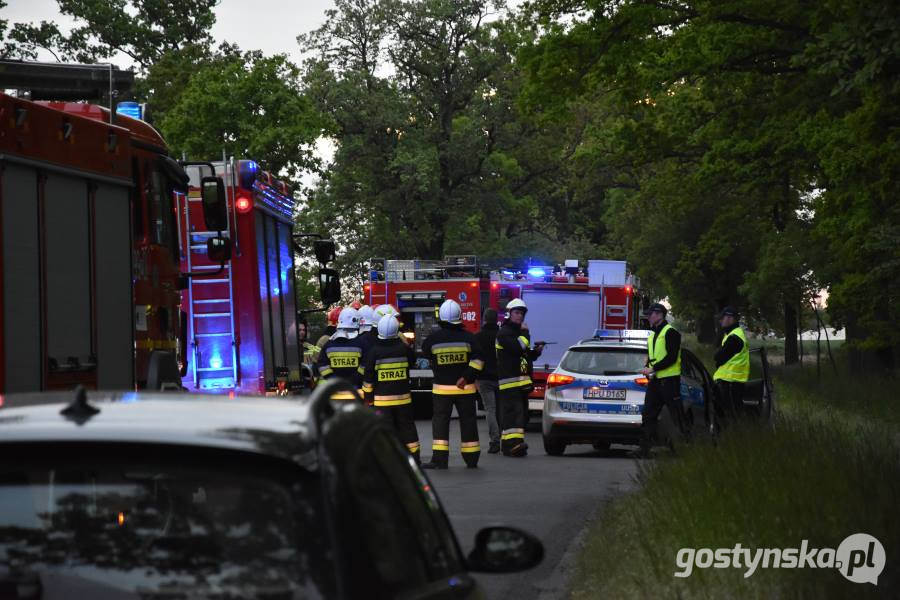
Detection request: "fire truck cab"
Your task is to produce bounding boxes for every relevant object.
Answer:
[0,88,219,393]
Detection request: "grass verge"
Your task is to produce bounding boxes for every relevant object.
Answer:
[569,365,899,599]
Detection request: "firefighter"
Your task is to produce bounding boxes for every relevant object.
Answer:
[363,315,420,463]
[316,306,342,348]
[713,306,749,422]
[639,302,684,457]
[298,319,320,365]
[420,300,484,469]
[496,298,545,457]
[316,306,366,401]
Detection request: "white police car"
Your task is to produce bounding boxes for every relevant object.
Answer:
[541,329,721,455]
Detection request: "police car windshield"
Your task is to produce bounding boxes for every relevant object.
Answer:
[561,347,646,376]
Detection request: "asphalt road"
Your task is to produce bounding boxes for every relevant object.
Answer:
[415,416,639,600]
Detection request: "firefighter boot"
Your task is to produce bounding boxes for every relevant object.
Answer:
[422,442,449,470]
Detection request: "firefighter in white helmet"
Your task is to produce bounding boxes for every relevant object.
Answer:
[315,306,367,401]
[362,315,420,462]
[355,305,376,368]
[420,299,484,469]
[495,298,545,457]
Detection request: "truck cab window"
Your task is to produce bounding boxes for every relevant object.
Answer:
[148,168,180,264]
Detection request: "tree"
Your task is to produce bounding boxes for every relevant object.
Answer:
[159,50,323,180]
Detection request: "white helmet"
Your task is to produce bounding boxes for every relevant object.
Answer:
[506,298,528,315]
[333,306,360,339]
[438,299,462,324]
[377,315,400,339]
[358,305,375,332]
[374,304,399,323]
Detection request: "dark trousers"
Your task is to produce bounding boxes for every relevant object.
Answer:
[430,393,480,467]
[716,379,745,423]
[378,403,420,464]
[640,376,683,452]
[499,387,529,456]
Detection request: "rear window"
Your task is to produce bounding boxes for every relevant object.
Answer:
[560,347,646,375]
[0,445,333,599]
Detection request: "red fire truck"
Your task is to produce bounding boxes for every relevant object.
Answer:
[178,159,306,395]
[1,94,204,392]
[363,256,644,416]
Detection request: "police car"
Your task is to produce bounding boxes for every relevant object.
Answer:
[541,329,721,455]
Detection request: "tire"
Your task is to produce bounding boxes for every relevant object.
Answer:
[543,435,566,456]
[592,440,611,452]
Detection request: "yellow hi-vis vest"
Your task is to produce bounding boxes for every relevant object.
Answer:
[713,326,750,382]
[648,323,681,379]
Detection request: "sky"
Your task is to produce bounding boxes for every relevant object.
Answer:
[3,0,337,66]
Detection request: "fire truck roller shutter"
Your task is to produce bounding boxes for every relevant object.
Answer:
[277,221,300,382]
[44,173,92,376]
[520,290,601,370]
[2,163,41,392]
[94,182,134,389]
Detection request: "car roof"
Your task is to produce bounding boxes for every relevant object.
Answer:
[569,339,647,350]
[0,391,364,470]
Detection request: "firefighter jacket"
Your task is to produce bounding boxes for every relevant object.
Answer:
[422,322,484,395]
[317,334,366,400]
[473,323,499,381]
[495,321,541,392]
[363,338,416,407]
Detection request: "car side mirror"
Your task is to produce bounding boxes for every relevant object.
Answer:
[314,239,336,265]
[201,175,228,232]
[466,526,543,573]
[207,236,232,263]
[319,268,341,305]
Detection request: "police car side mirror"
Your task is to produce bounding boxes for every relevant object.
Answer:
[201,176,228,232]
[466,526,543,573]
[319,268,341,305]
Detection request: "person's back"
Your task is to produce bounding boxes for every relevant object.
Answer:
[474,309,500,453]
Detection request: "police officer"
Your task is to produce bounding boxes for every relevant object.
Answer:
[363,315,421,463]
[316,306,366,401]
[421,299,484,469]
[496,299,545,457]
[639,302,684,456]
[713,306,749,422]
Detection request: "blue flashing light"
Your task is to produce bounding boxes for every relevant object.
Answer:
[209,354,223,370]
[501,270,518,277]
[527,267,546,278]
[247,160,258,172]
[272,287,280,296]
[116,101,142,120]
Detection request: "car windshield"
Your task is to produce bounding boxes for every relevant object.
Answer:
[0,448,330,599]
[560,347,646,376]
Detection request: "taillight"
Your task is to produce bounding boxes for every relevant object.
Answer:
[634,377,649,387]
[547,373,575,388]
[235,195,252,213]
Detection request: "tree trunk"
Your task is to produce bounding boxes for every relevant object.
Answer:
[784,303,799,365]
[696,314,717,345]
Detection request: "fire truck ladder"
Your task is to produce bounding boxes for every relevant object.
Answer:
[183,168,238,391]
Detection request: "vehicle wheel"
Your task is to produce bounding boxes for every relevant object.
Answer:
[543,435,566,456]
[592,440,611,453]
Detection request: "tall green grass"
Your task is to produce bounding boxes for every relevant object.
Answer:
[570,369,899,599]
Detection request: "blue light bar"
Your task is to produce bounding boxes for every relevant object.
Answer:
[527,267,546,278]
[116,101,142,120]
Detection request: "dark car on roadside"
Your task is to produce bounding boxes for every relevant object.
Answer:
[0,381,542,599]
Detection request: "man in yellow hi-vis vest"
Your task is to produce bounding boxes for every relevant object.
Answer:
[713,306,749,421]
[639,303,684,457]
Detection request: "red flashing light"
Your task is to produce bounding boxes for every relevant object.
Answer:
[235,195,252,213]
[491,282,498,289]
[364,284,370,291]
[470,282,477,288]
[547,373,575,388]
[625,285,633,294]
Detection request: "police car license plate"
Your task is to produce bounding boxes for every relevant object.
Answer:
[559,401,639,414]
[583,387,626,400]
